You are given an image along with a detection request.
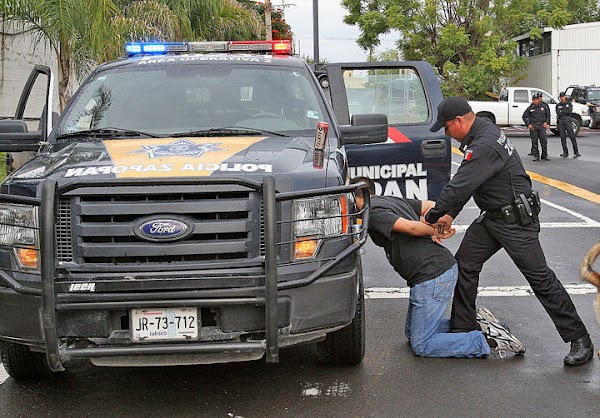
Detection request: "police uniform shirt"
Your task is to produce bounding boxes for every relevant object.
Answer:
[368,195,456,287]
[556,100,573,120]
[522,101,551,126]
[426,117,532,223]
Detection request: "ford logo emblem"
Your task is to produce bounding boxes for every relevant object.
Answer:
[135,218,191,242]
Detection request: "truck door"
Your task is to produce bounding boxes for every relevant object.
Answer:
[0,65,54,170]
[508,88,530,125]
[325,61,450,200]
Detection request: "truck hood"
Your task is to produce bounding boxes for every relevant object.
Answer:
[10,135,328,182]
[572,101,590,112]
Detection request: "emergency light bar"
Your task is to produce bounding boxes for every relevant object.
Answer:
[125,40,292,57]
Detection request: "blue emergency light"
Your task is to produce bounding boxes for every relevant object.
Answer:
[125,42,187,56]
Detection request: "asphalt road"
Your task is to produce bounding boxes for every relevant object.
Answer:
[0,128,599,417]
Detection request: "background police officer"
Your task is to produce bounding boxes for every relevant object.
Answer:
[556,92,581,158]
[522,92,551,161]
[425,96,594,366]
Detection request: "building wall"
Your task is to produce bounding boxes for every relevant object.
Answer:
[515,22,600,97]
[515,53,553,94]
[0,21,61,121]
[552,22,600,95]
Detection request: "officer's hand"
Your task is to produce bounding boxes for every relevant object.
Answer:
[431,225,455,244]
[436,227,456,240]
[436,214,455,232]
[542,122,549,129]
[528,124,534,131]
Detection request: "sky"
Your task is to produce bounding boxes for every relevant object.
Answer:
[281,0,399,62]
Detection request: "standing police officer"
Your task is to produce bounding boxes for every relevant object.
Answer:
[425,96,594,366]
[523,93,551,161]
[556,92,581,158]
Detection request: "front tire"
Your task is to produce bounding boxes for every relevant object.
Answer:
[475,112,495,124]
[571,118,581,135]
[551,119,581,136]
[0,341,55,380]
[317,273,365,366]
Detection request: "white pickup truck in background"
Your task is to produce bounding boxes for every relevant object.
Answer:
[469,87,591,135]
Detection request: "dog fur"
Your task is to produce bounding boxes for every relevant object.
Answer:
[580,241,600,359]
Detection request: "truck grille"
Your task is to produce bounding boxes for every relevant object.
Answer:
[55,184,263,270]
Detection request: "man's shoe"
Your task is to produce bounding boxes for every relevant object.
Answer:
[574,153,581,158]
[477,309,525,355]
[560,153,569,157]
[532,157,540,161]
[541,156,551,161]
[527,152,535,156]
[476,307,511,332]
[564,334,594,366]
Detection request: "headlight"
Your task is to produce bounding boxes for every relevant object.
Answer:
[0,204,39,269]
[292,195,348,260]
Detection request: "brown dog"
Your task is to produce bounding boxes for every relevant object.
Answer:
[580,241,600,359]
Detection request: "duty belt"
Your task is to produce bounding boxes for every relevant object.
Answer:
[486,191,541,225]
[487,209,510,220]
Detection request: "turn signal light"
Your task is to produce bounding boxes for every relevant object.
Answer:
[294,237,319,259]
[17,247,39,269]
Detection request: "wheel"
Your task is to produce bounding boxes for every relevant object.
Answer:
[5,153,13,174]
[0,341,55,380]
[571,118,581,135]
[476,113,495,124]
[317,272,365,366]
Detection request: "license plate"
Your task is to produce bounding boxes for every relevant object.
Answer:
[131,307,198,342]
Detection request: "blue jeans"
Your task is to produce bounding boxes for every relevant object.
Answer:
[404,264,490,358]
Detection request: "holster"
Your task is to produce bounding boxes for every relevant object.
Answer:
[490,191,541,226]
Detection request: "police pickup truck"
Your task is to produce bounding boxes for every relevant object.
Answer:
[0,40,449,379]
[468,86,591,135]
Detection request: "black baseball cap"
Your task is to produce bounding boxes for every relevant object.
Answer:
[430,97,473,132]
[559,91,566,97]
[532,92,542,99]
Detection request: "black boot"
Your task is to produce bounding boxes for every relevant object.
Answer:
[564,334,594,366]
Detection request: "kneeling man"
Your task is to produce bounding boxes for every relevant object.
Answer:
[351,177,524,358]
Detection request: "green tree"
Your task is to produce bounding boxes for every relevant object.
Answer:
[1,0,119,110]
[342,0,600,98]
[158,0,261,41]
[100,1,182,71]
[1,0,263,110]
[245,2,292,40]
[369,48,401,62]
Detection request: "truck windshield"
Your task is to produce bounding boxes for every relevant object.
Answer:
[587,89,600,100]
[55,63,330,139]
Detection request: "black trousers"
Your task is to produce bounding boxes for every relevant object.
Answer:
[529,125,548,158]
[452,216,588,343]
[558,118,579,154]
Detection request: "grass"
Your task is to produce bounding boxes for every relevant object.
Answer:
[0,153,7,181]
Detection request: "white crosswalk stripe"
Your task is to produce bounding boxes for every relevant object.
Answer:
[365,283,597,299]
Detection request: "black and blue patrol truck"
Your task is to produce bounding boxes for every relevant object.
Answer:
[0,40,449,379]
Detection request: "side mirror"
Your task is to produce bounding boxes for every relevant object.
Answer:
[0,120,43,152]
[340,113,388,145]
